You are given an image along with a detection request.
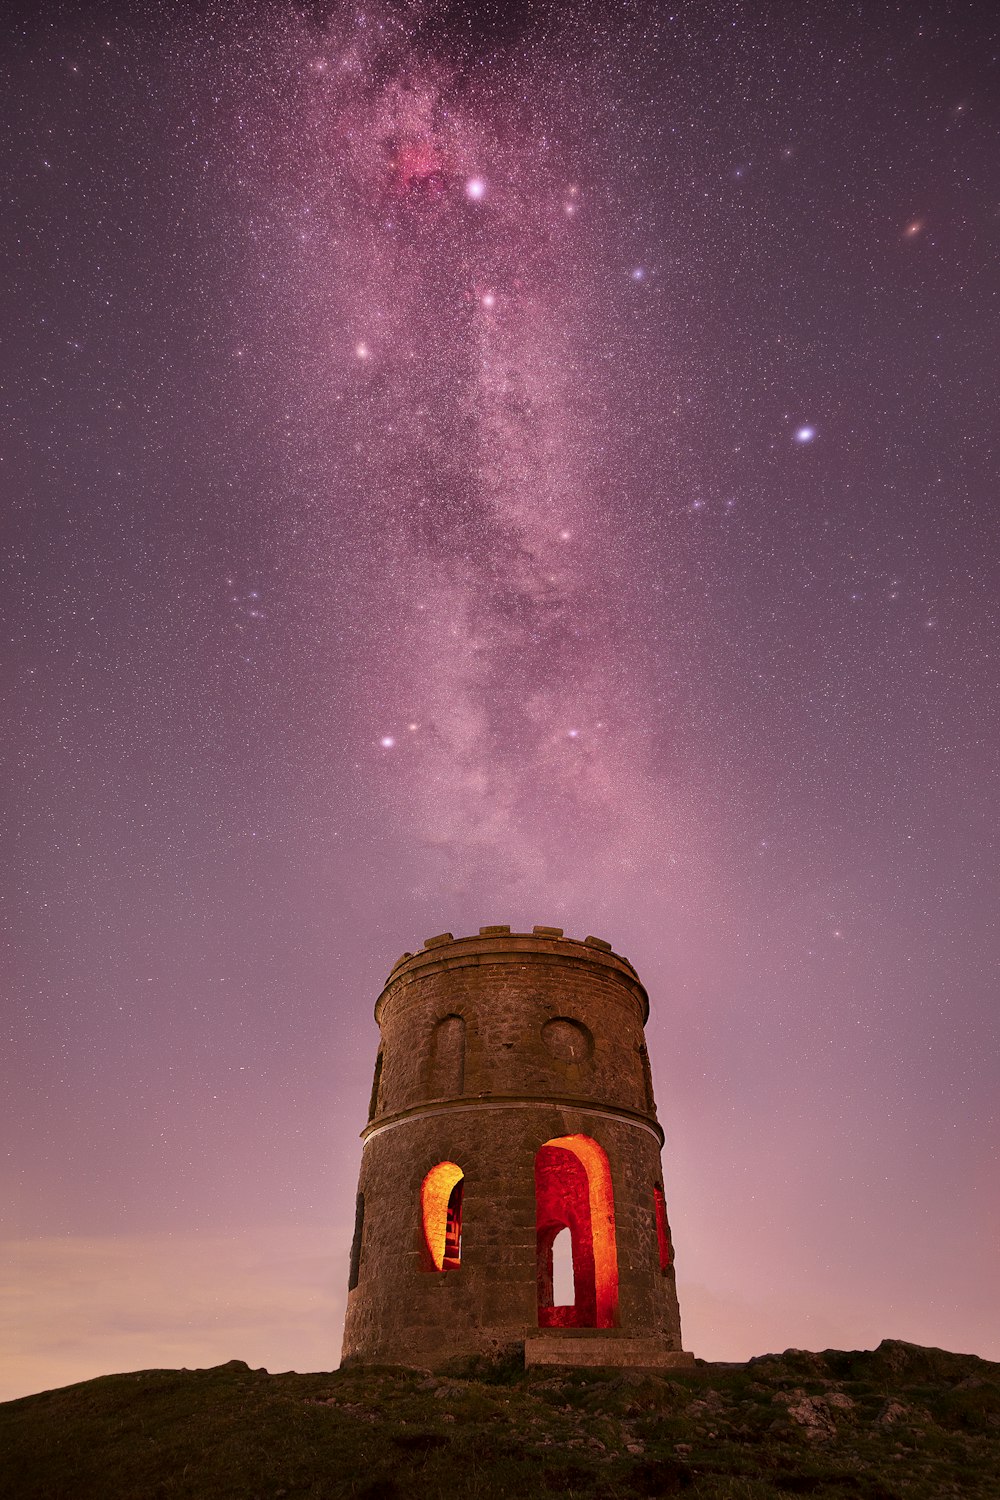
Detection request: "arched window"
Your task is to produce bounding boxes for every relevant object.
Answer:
[535,1134,618,1328]
[421,1161,464,1271]
[541,1017,594,1064]
[653,1185,672,1272]
[348,1193,365,1291]
[429,1014,465,1098]
[368,1051,384,1121]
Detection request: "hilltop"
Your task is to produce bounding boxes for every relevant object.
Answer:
[2,1340,998,1498]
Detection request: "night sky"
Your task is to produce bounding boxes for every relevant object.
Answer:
[4,1,999,1401]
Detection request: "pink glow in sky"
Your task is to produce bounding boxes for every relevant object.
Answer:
[3,2,998,1400]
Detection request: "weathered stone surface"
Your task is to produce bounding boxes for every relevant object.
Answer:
[340,927,690,1370]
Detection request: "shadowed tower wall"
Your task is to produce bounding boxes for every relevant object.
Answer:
[341,926,692,1370]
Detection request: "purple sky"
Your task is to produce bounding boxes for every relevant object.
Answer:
[4,1,998,1401]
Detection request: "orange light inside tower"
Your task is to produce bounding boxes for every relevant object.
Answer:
[421,1161,464,1271]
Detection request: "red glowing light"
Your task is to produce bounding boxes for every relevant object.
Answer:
[535,1134,618,1328]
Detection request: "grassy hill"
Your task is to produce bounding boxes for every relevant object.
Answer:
[2,1340,998,1498]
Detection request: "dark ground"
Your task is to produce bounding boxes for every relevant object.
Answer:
[3,1340,999,1498]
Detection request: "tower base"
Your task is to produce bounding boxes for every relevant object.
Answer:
[525,1329,696,1371]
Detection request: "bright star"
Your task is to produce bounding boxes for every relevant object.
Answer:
[380,736,395,749]
[465,177,486,200]
[794,426,816,443]
[355,342,371,360]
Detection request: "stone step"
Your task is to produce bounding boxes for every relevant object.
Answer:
[524,1331,696,1371]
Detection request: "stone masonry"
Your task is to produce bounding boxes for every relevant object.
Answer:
[340,926,693,1371]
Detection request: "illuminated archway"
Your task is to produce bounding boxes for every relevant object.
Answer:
[421,1161,464,1271]
[535,1134,618,1328]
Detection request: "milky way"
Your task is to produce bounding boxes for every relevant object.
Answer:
[4,1,998,1398]
[242,4,706,910]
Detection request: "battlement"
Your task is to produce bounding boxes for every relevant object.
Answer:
[393,924,624,962]
[381,925,646,1023]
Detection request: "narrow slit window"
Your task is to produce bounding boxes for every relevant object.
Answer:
[348,1193,365,1291]
[368,1052,384,1121]
[653,1185,672,1272]
[638,1044,655,1113]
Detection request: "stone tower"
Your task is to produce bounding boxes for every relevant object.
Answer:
[341,926,693,1370]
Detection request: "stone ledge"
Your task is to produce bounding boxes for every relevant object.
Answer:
[361,1094,665,1146]
[525,1331,696,1371]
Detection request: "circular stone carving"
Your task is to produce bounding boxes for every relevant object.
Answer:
[541,1017,594,1063]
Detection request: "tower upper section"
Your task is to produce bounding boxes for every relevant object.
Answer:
[365,924,659,1137]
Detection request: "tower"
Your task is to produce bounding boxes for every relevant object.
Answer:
[341,925,693,1370]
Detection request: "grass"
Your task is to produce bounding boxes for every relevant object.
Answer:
[2,1341,997,1499]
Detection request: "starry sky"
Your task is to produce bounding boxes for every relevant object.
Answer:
[4,0,999,1401]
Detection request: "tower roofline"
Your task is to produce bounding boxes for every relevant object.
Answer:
[375,926,650,1025]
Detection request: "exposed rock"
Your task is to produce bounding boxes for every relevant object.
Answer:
[773,1388,838,1439]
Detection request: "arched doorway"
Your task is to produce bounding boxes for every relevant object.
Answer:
[535,1134,618,1328]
